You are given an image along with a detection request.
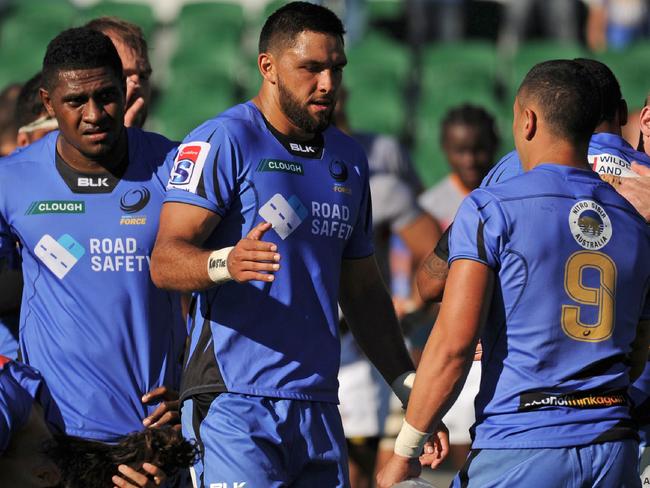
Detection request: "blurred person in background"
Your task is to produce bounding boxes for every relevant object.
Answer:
[334,87,441,488]
[586,0,648,52]
[86,16,152,128]
[15,72,58,149]
[417,104,499,469]
[0,83,21,157]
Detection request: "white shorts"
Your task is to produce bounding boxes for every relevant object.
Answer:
[442,361,481,445]
[338,335,390,438]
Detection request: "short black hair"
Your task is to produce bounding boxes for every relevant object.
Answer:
[518,60,601,145]
[47,427,198,488]
[42,27,123,91]
[573,58,622,123]
[14,72,46,129]
[85,16,150,70]
[441,103,500,148]
[259,1,345,54]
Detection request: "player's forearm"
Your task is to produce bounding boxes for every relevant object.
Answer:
[340,275,414,385]
[150,237,215,292]
[405,323,476,433]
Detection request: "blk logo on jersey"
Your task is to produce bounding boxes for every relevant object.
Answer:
[591,153,636,177]
[78,177,109,188]
[289,143,315,154]
[168,142,210,194]
[35,234,85,279]
[569,200,612,250]
[259,194,308,240]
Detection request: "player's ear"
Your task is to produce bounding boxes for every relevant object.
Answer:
[16,132,30,148]
[258,52,277,84]
[639,105,650,138]
[40,88,55,118]
[619,99,628,127]
[523,108,536,141]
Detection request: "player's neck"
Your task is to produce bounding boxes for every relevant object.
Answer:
[56,130,127,174]
[525,139,591,172]
[252,93,316,142]
[594,121,622,137]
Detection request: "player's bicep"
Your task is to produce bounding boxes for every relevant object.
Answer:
[156,202,221,248]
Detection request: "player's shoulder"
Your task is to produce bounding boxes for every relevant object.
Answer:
[325,125,368,164]
[127,127,178,155]
[480,150,523,188]
[0,130,57,175]
[180,102,262,145]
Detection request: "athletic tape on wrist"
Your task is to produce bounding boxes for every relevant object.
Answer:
[207,247,234,284]
[394,419,432,458]
[391,371,416,407]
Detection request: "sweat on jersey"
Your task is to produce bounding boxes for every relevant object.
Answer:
[0,129,187,441]
[165,101,374,404]
[449,164,650,448]
[0,356,62,453]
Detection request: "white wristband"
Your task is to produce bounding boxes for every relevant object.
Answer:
[391,371,416,407]
[207,247,234,284]
[394,419,432,458]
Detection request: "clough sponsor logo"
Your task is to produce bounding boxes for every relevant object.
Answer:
[256,158,304,176]
[26,200,85,215]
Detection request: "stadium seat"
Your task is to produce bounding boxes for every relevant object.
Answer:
[367,0,403,22]
[596,40,650,107]
[79,1,156,39]
[177,1,245,46]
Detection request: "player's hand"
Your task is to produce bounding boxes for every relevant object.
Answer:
[376,454,421,488]
[112,463,167,487]
[228,221,281,283]
[124,96,146,128]
[142,386,180,428]
[419,422,450,469]
[607,162,650,221]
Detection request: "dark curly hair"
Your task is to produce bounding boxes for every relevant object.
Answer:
[47,427,198,488]
[259,1,345,53]
[42,27,123,91]
[440,103,500,149]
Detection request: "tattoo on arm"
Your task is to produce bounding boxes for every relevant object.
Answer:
[422,252,449,280]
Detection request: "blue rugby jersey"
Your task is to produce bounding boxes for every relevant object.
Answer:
[481,132,650,189]
[449,164,650,448]
[0,129,186,441]
[165,101,374,404]
[0,356,62,452]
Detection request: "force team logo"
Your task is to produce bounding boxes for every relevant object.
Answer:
[569,200,612,250]
[259,193,308,240]
[167,142,211,193]
[35,233,85,279]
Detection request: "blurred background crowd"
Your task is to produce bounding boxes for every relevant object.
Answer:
[2,0,649,187]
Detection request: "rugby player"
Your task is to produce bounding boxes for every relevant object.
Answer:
[0,28,186,442]
[150,3,447,486]
[15,72,59,149]
[379,59,650,487]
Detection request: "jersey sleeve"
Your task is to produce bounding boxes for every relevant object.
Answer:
[480,150,523,188]
[343,161,375,259]
[448,190,507,269]
[164,123,240,217]
[370,173,422,233]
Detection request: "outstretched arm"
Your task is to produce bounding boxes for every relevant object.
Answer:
[150,202,280,293]
[377,259,493,487]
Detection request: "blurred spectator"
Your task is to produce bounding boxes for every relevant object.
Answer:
[417,104,499,469]
[85,16,152,128]
[15,72,58,148]
[408,0,466,47]
[0,83,22,157]
[334,87,441,488]
[419,104,500,230]
[586,0,648,52]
